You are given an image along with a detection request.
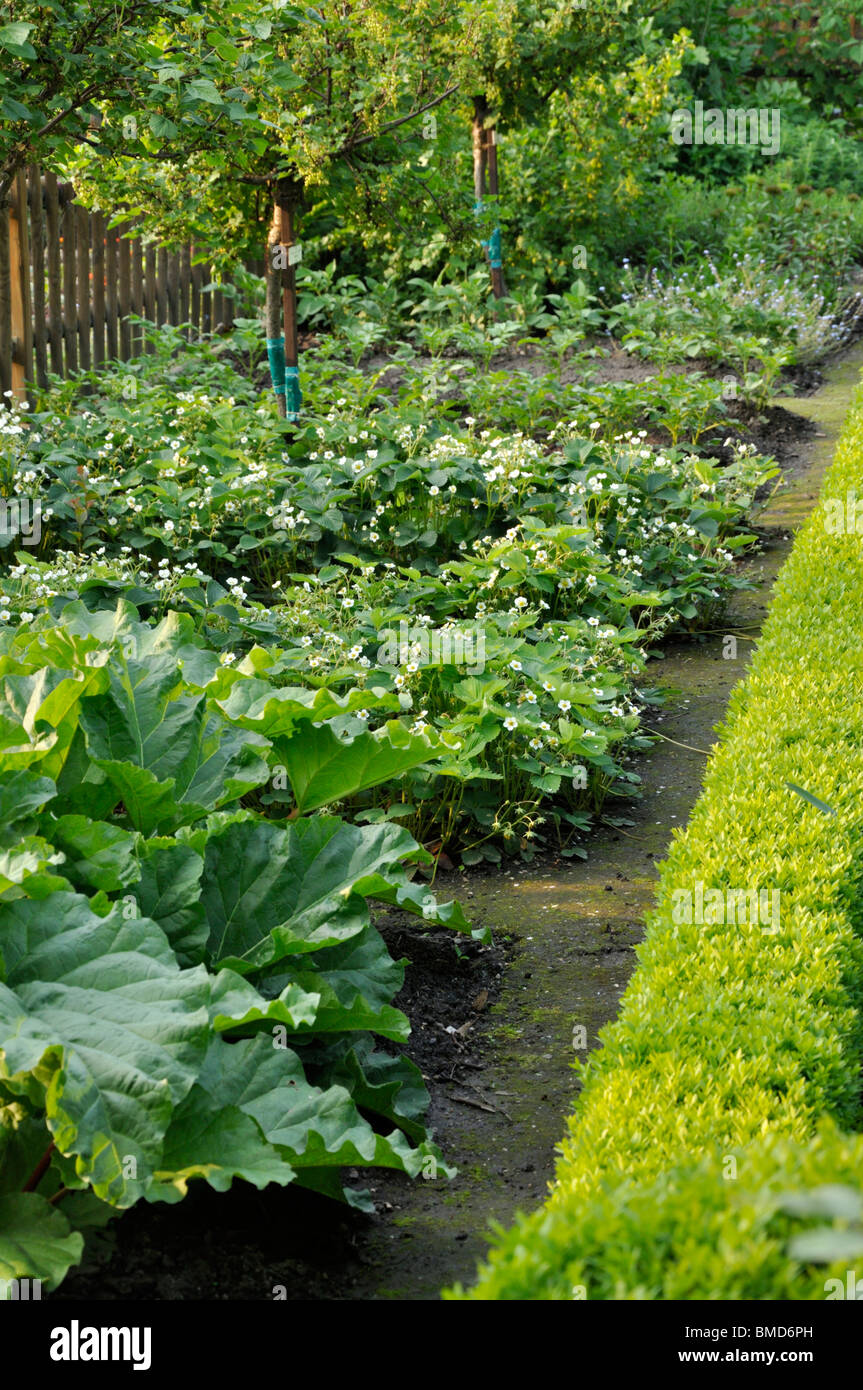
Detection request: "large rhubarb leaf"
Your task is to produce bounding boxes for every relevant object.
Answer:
[0,602,473,1280]
[0,664,99,777]
[208,968,320,1034]
[53,599,171,652]
[87,762,185,836]
[192,1034,450,1178]
[132,839,207,966]
[177,711,271,811]
[47,815,140,894]
[0,894,209,1203]
[276,719,440,813]
[267,926,410,1041]
[148,1082,296,1203]
[0,1194,84,1291]
[0,1100,55,1194]
[78,654,270,832]
[0,770,57,827]
[311,1035,429,1142]
[0,667,89,743]
[201,816,426,972]
[0,837,68,899]
[214,678,399,737]
[352,862,479,937]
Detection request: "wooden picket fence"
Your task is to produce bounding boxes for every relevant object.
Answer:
[0,167,262,399]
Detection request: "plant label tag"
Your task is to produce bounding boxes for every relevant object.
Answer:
[288,244,302,266]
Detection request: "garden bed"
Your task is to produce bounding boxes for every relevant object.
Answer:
[49,342,857,1302]
[456,362,863,1302]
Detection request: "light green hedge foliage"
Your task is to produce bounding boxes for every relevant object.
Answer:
[451,384,863,1300]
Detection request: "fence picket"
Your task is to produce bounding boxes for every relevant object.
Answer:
[14,173,34,392]
[0,200,11,397]
[27,166,47,388]
[92,211,105,368]
[157,246,168,327]
[105,219,118,361]
[61,194,77,375]
[144,242,156,352]
[118,225,131,360]
[191,252,202,337]
[44,173,63,376]
[76,203,91,372]
[131,231,144,357]
[167,249,179,325]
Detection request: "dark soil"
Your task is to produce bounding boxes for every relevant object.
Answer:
[376,919,507,1084]
[367,337,831,393]
[722,400,816,485]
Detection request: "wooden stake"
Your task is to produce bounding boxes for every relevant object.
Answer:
[472,94,505,298]
[266,204,286,418]
[156,246,167,328]
[179,243,190,338]
[485,127,506,300]
[276,178,302,423]
[166,249,179,328]
[190,252,201,340]
[200,259,211,335]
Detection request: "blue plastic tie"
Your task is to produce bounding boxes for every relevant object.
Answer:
[284,364,302,418]
[266,335,285,396]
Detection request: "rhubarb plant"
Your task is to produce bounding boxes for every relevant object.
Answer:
[0,602,476,1292]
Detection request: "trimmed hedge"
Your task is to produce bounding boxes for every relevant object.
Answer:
[451,384,863,1300]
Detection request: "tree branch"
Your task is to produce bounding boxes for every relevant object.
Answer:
[337,82,461,154]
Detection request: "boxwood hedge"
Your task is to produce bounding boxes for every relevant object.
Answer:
[451,385,863,1300]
